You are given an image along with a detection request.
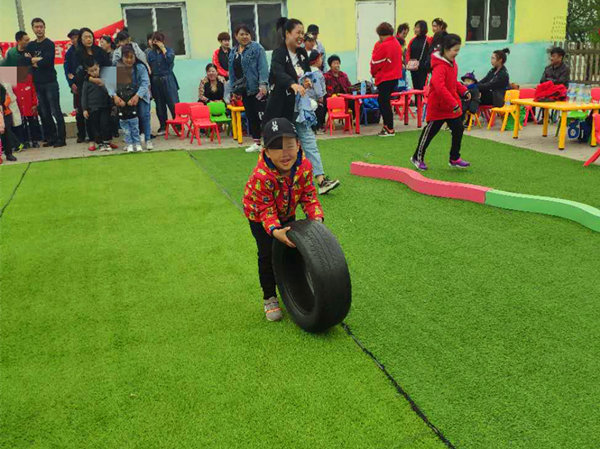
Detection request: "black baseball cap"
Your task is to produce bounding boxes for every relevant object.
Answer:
[262,118,298,149]
[67,29,80,38]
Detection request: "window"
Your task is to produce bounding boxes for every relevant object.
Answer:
[123,3,188,56]
[466,0,509,42]
[228,2,285,51]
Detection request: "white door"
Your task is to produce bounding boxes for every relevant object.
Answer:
[356,1,395,81]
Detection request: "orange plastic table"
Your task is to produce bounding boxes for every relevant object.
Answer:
[227,105,245,144]
[511,99,599,150]
[340,89,425,134]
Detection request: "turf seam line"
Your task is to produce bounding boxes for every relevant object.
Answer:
[187,151,455,446]
[341,322,456,449]
[186,151,244,213]
[0,162,31,218]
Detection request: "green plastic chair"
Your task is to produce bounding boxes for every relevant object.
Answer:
[208,102,232,134]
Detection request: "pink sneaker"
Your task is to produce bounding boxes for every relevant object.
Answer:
[449,158,470,168]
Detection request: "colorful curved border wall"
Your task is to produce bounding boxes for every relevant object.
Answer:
[350,162,600,233]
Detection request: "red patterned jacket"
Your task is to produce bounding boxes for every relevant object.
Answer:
[243,149,324,235]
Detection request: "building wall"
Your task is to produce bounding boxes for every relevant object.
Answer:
[0,0,19,42]
[8,0,568,112]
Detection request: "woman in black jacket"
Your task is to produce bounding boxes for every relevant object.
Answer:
[74,28,111,141]
[478,48,510,107]
[406,20,430,90]
[263,17,310,123]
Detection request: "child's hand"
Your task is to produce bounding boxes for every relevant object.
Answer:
[128,94,140,106]
[83,110,89,119]
[291,83,306,96]
[273,227,296,248]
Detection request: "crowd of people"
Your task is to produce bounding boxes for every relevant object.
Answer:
[0,14,577,320]
[0,15,572,170]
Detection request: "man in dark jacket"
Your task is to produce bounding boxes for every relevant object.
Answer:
[540,47,570,87]
[64,29,88,143]
[26,17,66,147]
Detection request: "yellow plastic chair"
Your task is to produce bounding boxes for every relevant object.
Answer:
[487,90,521,132]
[466,111,482,131]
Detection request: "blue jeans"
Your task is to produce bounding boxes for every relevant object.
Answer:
[295,121,324,177]
[137,99,152,141]
[36,81,65,142]
[151,74,178,129]
[120,118,140,145]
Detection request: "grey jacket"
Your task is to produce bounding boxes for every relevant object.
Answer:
[540,63,570,87]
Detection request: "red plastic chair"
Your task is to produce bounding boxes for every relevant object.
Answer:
[391,96,416,123]
[591,87,600,103]
[584,113,600,167]
[189,104,220,145]
[165,102,192,140]
[519,88,538,126]
[478,105,493,124]
[326,96,353,135]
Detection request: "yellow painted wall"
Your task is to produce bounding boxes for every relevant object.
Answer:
[0,0,19,42]
[9,0,569,58]
[288,0,357,52]
[396,0,467,40]
[514,0,568,42]
[17,0,227,59]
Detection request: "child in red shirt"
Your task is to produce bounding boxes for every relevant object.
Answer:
[243,118,324,321]
[13,69,42,148]
[412,34,471,171]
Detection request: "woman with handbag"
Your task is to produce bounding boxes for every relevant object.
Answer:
[228,24,269,153]
[406,20,432,91]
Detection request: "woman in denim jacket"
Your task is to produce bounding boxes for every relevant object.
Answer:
[228,24,269,153]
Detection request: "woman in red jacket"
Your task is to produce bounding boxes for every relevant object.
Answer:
[411,33,471,171]
[370,22,403,137]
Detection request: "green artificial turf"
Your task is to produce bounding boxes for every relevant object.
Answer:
[192,131,600,449]
[0,163,30,213]
[0,151,445,448]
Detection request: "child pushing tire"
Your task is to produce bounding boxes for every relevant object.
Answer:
[272,219,351,333]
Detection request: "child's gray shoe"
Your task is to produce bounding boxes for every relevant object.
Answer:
[264,297,283,321]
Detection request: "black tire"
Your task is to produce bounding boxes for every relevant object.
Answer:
[272,219,352,333]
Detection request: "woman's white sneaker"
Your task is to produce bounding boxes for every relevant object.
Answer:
[126,144,135,153]
[146,140,154,150]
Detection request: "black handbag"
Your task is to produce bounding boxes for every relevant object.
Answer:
[232,76,247,95]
